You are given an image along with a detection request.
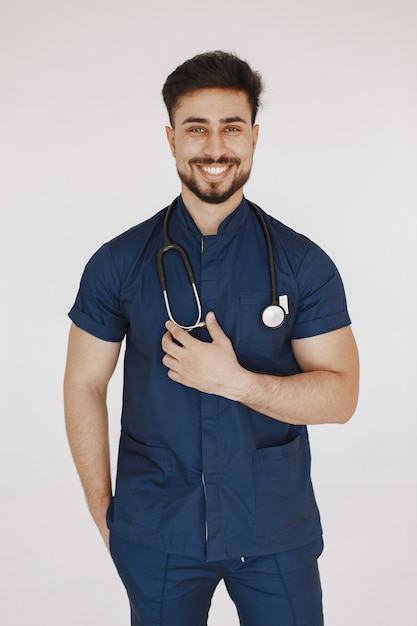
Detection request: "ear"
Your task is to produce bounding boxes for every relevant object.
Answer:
[165,126,176,157]
[252,124,260,152]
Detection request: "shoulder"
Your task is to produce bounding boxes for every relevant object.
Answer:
[251,202,333,272]
[106,207,166,258]
[85,207,166,279]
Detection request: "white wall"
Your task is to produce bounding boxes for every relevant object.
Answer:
[1,0,416,624]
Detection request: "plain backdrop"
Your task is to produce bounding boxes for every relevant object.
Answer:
[1,0,416,624]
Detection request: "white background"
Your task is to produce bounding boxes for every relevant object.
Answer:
[1,0,416,624]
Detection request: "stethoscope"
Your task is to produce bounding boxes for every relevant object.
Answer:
[156,198,288,331]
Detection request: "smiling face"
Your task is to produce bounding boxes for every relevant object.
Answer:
[166,88,259,207]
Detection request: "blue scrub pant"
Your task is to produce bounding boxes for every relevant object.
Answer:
[110,532,324,626]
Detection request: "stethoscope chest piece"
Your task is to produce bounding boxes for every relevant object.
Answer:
[262,304,286,329]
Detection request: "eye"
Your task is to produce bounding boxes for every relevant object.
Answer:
[225,126,240,133]
[189,127,205,133]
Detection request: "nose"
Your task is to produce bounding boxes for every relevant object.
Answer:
[202,130,227,160]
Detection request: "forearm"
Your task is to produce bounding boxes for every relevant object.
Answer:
[64,383,112,527]
[226,367,358,425]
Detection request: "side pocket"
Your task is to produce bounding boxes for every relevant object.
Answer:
[114,432,173,531]
[253,430,318,537]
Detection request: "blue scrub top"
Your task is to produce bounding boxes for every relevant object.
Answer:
[69,196,351,561]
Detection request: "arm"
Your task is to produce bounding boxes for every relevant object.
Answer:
[235,325,359,424]
[64,323,122,550]
[162,312,359,425]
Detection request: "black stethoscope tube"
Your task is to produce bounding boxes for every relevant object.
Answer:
[249,201,278,307]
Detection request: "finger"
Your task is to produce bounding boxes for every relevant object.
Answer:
[161,330,183,357]
[165,321,191,347]
[162,352,178,370]
[204,312,226,343]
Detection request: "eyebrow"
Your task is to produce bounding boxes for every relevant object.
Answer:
[181,116,248,125]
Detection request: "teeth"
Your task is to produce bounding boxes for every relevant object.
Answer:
[201,166,228,175]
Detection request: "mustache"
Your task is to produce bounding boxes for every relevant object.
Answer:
[189,157,241,166]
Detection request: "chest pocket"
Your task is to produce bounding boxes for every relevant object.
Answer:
[238,291,297,369]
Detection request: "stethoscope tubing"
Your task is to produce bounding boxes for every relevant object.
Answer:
[156,207,203,329]
[248,201,278,307]
[156,198,286,330]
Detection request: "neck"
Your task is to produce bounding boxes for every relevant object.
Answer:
[181,187,244,235]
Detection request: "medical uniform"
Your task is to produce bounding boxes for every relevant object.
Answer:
[69,196,351,625]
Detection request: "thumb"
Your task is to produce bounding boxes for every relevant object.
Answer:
[205,311,226,342]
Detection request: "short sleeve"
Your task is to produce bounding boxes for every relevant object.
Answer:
[68,244,128,342]
[291,243,351,339]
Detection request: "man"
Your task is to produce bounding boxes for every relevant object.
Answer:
[64,51,359,626]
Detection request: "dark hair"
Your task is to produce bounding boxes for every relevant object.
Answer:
[162,51,264,126]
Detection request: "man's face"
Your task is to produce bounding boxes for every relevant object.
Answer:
[166,88,259,205]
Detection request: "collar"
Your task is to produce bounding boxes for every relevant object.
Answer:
[176,195,250,236]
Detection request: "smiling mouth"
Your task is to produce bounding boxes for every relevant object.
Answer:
[190,158,240,179]
[200,165,230,176]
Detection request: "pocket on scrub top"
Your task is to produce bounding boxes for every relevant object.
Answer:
[238,291,293,358]
[253,430,317,538]
[115,432,173,531]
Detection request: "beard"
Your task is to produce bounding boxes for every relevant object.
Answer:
[177,157,252,205]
